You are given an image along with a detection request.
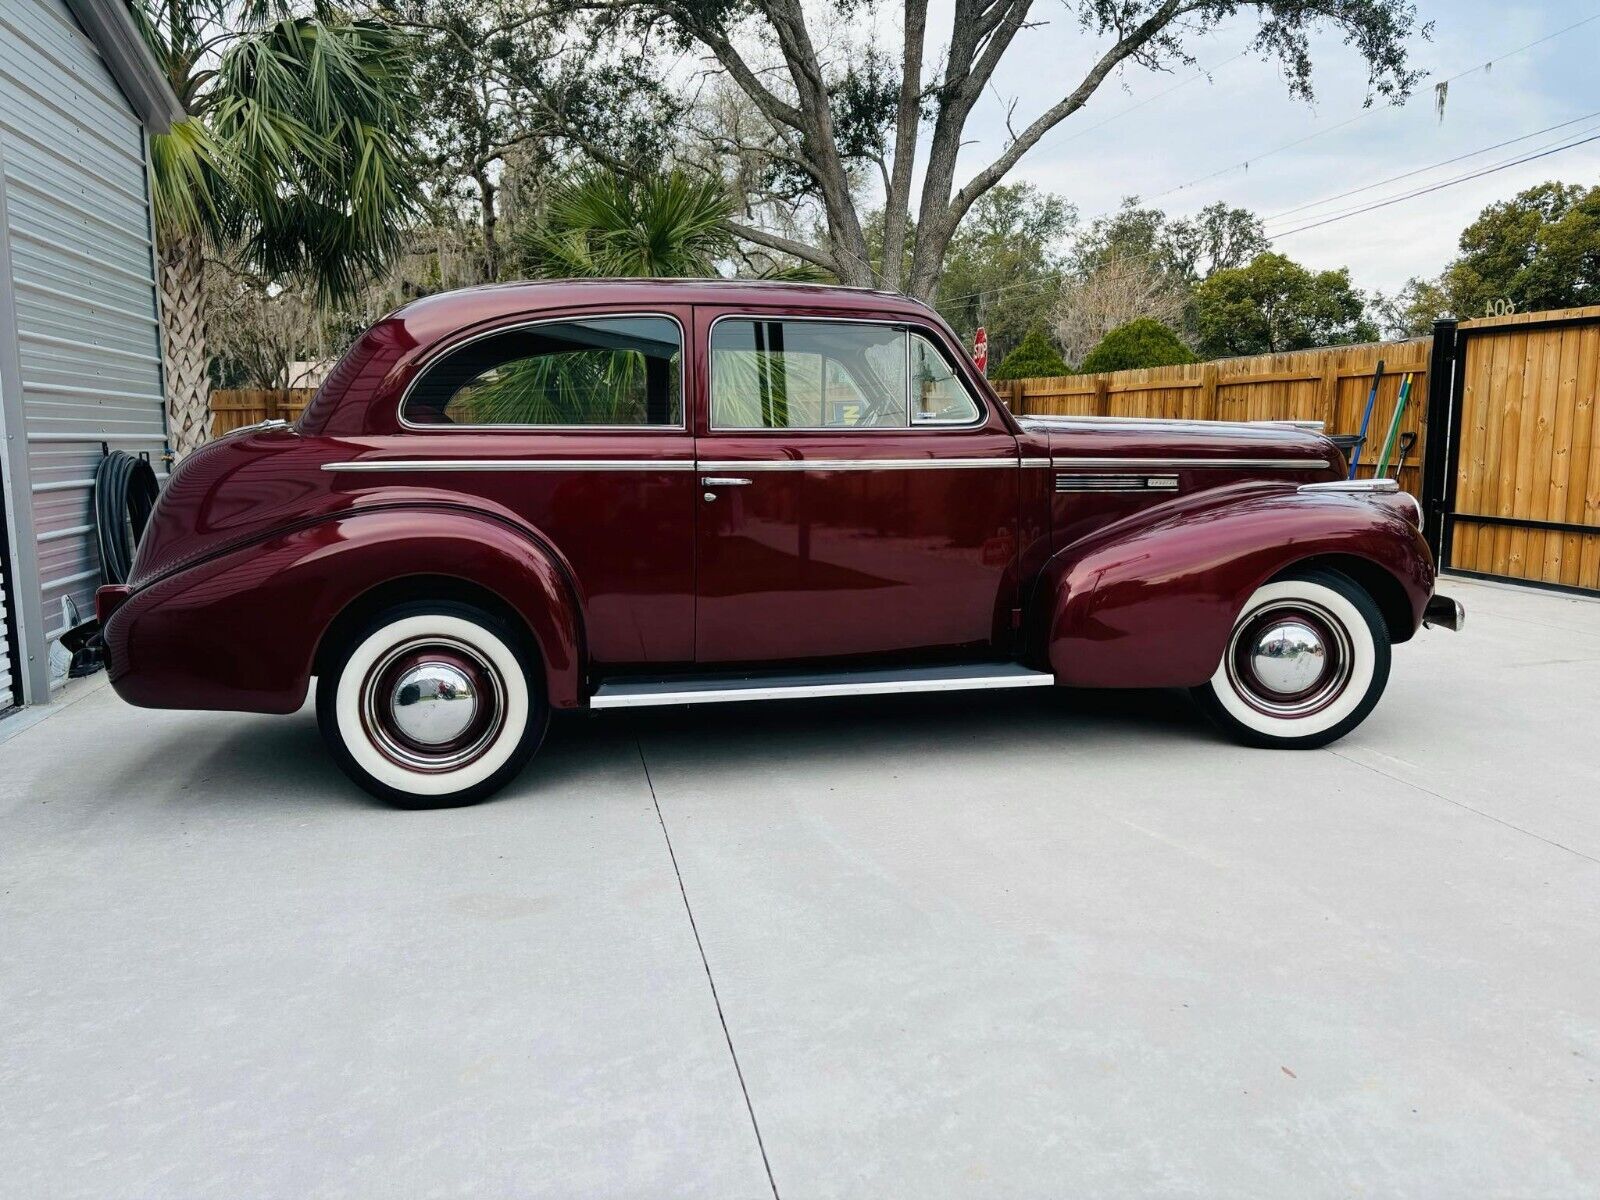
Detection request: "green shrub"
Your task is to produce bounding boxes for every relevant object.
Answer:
[991,325,1072,380]
[1077,318,1196,373]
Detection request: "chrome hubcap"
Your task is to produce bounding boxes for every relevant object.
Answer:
[391,662,479,745]
[1248,621,1326,696]
[360,636,505,772]
[1226,599,1353,718]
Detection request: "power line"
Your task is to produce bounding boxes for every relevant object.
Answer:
[1271,130,1600,239]
[1140,10,1600,204]
[943,122,1600,307]
[1261,109,1600,225]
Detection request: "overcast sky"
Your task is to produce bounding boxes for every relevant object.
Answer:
[944,0,1600,300]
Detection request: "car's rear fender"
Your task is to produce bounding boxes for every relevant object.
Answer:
[1028,481,1435,689]
[103,506,585,713]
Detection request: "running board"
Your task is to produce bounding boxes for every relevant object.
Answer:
[588,662,1055,709]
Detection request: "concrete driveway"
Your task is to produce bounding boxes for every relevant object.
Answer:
[2,575,1597,1198]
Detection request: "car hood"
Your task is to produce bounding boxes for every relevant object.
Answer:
[1021,415,1344,474]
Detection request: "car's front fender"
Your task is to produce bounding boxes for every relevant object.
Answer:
[1031,482,1435,689]
[103,505,584,713]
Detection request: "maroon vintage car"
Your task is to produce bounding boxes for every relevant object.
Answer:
[97,280,1462,807]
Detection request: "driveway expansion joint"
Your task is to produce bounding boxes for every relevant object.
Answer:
[638,738,782,1200]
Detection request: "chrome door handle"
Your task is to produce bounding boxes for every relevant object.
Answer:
[700,476,752,486]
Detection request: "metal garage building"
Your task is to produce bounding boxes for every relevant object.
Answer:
[0,0,182,713]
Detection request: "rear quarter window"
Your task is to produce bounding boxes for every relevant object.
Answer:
[403,316,683,427]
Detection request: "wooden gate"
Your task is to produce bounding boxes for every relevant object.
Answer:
[1426,307,1600,593]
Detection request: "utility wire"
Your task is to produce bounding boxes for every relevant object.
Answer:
[942,118,1600,306]
[1140,10,1600,204]
[940,18,1600,307]
[1261,109,1600,224]
[1271,130,1600,239]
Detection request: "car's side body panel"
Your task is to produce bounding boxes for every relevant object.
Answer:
[104,506,585,713]
[1031,481,1434,688]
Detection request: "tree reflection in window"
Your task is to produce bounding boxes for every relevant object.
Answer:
[406,316,681,426]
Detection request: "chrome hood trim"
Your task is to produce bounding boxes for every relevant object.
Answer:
[1018,414,1325,434]
[1299,478,1398,494]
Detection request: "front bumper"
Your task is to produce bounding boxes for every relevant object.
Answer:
[1424,593,1465,631]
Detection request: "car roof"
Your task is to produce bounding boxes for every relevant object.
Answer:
[388,278,937,327]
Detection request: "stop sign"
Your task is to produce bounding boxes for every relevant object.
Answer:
[973,327,988,375]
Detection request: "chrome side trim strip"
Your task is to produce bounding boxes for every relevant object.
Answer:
[1020,456,1053,468]
[1054,456,1330,470]
[325,457,1023,474]
[1256,419,1327,433]
[695,457,1013,472]
[326,455,1329,475]
[322,459,698,473]
[1055,474,1179,493]
[589,665,1055,709]
[1298,477,1399,494]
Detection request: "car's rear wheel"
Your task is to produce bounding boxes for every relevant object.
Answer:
[1192,569,1390,749]
[317,601,546,807]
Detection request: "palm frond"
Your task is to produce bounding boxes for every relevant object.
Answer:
[517,168,735,279]
[138,3,425,304]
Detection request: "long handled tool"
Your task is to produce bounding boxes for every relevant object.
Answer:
[1391,430,1418,480]
[1374,371,1413,477]
[1347,359,1385,478]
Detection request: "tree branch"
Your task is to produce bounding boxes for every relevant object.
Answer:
[951,0,1203,226]
[690,23,806,133]
[729,221,837,272]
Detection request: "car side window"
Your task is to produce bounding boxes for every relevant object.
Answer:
[711,319,908,429]
[910,334,982,424]
[404,316,682,427]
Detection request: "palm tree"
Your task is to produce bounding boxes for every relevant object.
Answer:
[133,1,423,455]
[517,169,735,279]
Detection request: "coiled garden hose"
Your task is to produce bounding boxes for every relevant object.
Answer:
[93,450,160,585]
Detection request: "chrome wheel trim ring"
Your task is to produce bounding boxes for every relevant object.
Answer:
[360,636,506,773]
[1225,599,1353,719]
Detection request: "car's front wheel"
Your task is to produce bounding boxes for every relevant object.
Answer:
[1192,569,1390,749]
[317,601,547,807]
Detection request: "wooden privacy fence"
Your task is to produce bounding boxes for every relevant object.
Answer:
[1435,305,1600,592]
[991,339,1434,498]
[210,387,316,436]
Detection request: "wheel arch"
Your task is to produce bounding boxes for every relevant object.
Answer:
[313,574,549,696]
[1265,553,1416,645]
[1034,484,1434,689]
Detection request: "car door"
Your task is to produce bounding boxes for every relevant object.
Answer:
[693,308,1021,665]
[396,307,697,666]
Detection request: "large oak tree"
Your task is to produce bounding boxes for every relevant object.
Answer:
[570,0,1425,298]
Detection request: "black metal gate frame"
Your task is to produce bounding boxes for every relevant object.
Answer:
[1419,312,1600,596]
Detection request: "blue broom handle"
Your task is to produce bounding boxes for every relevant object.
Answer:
[1348,360,1385,479]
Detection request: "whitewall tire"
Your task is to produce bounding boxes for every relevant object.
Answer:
[1192,569,1390,749]
[317,601,546,807]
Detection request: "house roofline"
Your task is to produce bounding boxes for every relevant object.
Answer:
[63,0,186,133]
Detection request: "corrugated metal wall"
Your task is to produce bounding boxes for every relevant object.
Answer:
[0,0,167,700]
